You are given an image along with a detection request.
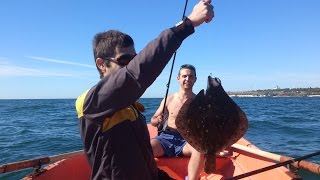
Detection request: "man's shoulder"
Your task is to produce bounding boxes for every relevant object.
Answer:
[168,93,180,103]
[165,94,176,101]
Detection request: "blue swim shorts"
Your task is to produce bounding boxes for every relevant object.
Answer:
[154,129,187,157]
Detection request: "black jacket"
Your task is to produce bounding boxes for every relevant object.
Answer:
[76,19,194,180]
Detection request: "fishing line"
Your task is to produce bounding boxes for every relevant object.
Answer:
[157,0,189,134]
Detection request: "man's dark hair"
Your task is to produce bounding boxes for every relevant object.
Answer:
[178,64,197,77]
[92,30,134,78]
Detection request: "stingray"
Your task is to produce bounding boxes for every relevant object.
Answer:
[176,76,248,174]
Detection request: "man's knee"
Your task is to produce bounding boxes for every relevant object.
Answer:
[151,139,164,157]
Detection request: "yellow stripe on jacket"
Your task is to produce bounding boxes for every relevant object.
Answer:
[75,89,89,118]
[102,105,139,132]
[75,90,144,133]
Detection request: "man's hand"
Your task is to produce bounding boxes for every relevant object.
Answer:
[157,114,165,125]
[188,0,214,27]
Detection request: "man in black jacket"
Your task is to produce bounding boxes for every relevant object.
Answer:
[75,0,214,179]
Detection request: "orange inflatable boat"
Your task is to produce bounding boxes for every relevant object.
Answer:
[20,124,298,180]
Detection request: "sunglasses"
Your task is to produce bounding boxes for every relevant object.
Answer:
[103,54,136,66]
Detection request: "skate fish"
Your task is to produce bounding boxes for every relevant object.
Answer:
[175,76,248,173]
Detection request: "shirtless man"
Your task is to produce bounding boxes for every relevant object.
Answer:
[150,64,204,180]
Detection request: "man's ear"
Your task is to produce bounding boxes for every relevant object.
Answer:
[96,58,105,69]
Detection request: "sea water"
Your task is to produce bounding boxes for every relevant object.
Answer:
[0,97,319,179]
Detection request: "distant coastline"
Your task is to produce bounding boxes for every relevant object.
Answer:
[1,87,320,99]
[228,87,320,97]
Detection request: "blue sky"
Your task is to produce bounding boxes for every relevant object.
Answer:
[1,0,319,99]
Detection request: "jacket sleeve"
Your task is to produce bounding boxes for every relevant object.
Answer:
[84,19,195,123]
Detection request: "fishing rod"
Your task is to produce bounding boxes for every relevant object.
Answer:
[225,150,320,180]
[157,0,189,134]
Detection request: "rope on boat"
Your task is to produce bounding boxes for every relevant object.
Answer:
[0,150,83,174]
[231,143,320,175]
[225,150,320,180]
[157,0,189,134]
